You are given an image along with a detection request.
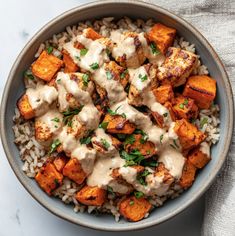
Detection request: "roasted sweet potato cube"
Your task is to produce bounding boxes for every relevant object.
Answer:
[63,158,87,184]
[179,160,197,188]
[183,75,216,109]
[119,196,152,222]
[188,146,211,169]
[152,84,174,104]
[62,50,78,73]
[83,27,102,40]
[32,51,63,82]
[173,95,198,120]
[76,185,106,206]
[103,114,136,134]
[155,163,174,185]
[124,134,156,158]
[35,162,63,195]
[53,153,69,172]
[157,47,198,87]
[174,119,206,151]
[148,23,176,54]
[17,94,35,120]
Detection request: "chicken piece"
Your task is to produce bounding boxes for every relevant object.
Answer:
[17,94,35,120]
[35,162,63,195]
[155,163,174,185]
[152,84,174,105]
[53,153,69,173]
[188,146,211,169]
[119,196,152,222]
[62,50,79,73]
[83,27,102,40]
[157,47,198,87]
[112,165,145,179]
[174,119,206,151]
[103,114,136,134]
[179,160,197,188]
[105,61,129,88]
[183,75,216,109]
[124,134,156,158]
[147,23,176,55]
[32,51,63,82]
[76,185,106,206]
[173,95,198,120]
[63,158,87,185]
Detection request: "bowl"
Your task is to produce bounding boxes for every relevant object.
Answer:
[0,0,234,231]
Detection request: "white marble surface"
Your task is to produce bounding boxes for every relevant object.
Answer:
[0,1,205,235]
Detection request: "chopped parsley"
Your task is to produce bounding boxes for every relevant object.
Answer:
[67,120,73,127]
[82,74,89,86]
[80,136,92,145]
[170,139,179,149]
[54,178,60,188]
[160,134,164,144]
[46,46,53,54]
[124,134,136,145]
[121,150,145,166]
[106,48,111,56]
[134,129,148,144]
[137,169,151,186]
[75,55,81,61]
[49,139,61,154]
[150,42,160,55]
[179,103,184,109]
[90,62,99,70]
[116,134,126,140]
[80,48,88,56]
[129,200,135,206]
[179,99,189,109]
[120,69,128,79]
[99,122,109,130]
[134,191,144,199]
[107,186,115,197]
[163,113,168,117]
[101,138,110,149]
[106,71,113,80]
[57,78,61,84]
[200,117,208,129]
[62,106,84,125]
[24,70,35,80]
[51,117,60,122]
[139,74,148,82]
[107,106,126,119]
[141,157,158,167]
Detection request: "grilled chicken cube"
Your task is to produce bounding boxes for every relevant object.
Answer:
[32,50,63,82]
[17,94,35,120]
[157,47,198,87]
[35,162,63,195]
[179,160,197,188]
[76,185,106,206]
[155,163,174,185]
[148,23,176,54]
[174,119,206,151]
[103,113,136,134]
[63,158,87,185]
[119,196,152,222]
[62,50,79,73]
[124,134,156,158]
[183,75,216,109]
[173,95,198,120]
[152,84,174,105]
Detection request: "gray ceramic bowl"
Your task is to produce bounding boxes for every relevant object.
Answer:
[0,0,234,231]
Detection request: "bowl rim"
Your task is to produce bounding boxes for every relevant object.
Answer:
[0,0,234,231]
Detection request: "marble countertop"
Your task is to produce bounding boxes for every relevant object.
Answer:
[0,1,206,235]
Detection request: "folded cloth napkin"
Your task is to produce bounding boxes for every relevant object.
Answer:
[143,0,235,235]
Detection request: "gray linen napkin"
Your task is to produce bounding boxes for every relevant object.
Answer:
[143,0,235,235]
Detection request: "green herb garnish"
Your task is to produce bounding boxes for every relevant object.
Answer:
[106,71,113,80]
[163,113,168,117]
[90,62,99,70]
[179,103,184,109]
[173,139,179,148]
[129,200,135,206]
[121,150,145,166]
[47,46,53,54]
[117,134,126,140]
[51,117,60,122]
[137,169,151,186]
[82,74,89,86]
[124,134,136,145]
[75,55,81,61]
[101,138,110,149]
[57,78,61,84]
[54,178,60,188]
[62,106,84,125]
[24,70,35,80]
[107,107,126,119]
[80,136,92,145]
[150,42,160,55]
[134,191,144,199]
[107,186,115,196]
[160,134,164,144]
[138,74,148,82]
[106,49,111,56]
[49,139,61,154]
[200,117,208,129]
[120,69,128,79]
[99,122,109,130]
[80,48,88,56]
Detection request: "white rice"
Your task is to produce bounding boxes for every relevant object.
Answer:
[13,16,220,221]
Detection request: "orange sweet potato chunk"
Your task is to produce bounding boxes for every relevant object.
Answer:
[83,27,102,40]
[63,158,87,184]
[53,153,69,173]
[148,23,176,54]
[179,160,197,188]
[183,75,216,109]
[35,162,63,195]
[152,84,174,105]
[188,147,211,169]
[32,50,63,82]
[62,50,78,73]
[119,196,152,222]
[17,94,35,120]
[76,185,106,206]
